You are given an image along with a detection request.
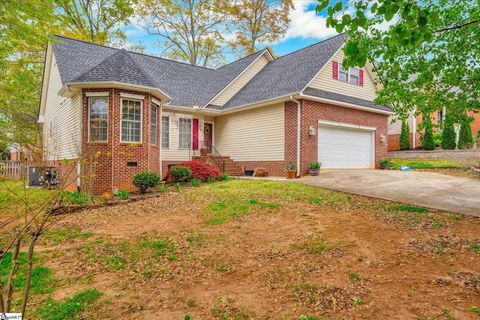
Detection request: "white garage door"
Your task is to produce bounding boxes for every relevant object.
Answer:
[318,124,374,169]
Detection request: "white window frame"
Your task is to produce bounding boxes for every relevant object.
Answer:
[150,103,159,145]
[120,98,143,143]
[338,63,361,86]
[88,96,109,143]
[161,115,170,149]
[178,117,192,150]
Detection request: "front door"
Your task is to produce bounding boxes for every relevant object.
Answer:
[204,123,213,154]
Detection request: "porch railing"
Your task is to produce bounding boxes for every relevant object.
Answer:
[189,141,226,173]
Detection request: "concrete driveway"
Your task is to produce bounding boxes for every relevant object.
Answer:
[300,170,480,217]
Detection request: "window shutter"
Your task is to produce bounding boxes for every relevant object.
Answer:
[192,118,199,150]
[359,69,364,86]
[332,61,338,80]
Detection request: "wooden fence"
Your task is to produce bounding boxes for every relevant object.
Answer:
[0,161,27,179]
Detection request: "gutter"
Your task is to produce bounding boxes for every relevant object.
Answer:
[290,95,302,177]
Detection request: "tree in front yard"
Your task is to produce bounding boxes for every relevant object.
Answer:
[315,0,480,121]
[421,113,435,150]
[441,114,457,150]
[458,116,474,149]
[399,120,410,150]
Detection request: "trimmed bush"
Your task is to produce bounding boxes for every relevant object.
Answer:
[170,166,192,182]
[441,114,457,150]
[458,118,474,149]
[399,120,411,150]
[421,114,435,150]
[133,171,161,193]
[178,161,220,182]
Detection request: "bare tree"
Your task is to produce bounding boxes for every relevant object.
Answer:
[138,0,230,67]
[229,0,294,56]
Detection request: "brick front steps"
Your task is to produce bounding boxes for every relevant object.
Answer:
[192,155,244,176]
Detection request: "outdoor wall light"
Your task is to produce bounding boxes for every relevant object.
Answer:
[380,133,386,143]
[309,126,316,136]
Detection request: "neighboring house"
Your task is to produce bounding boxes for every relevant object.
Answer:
[38,34,392,193]
[388,109,480,151]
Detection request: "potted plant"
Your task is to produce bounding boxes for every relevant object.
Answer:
[309,162,321,176]
[379,158,391,170]
[286,162,296,179]
[200,146,208,156]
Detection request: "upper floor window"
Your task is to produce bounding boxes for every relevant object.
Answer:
[161,116,169,149]
[334,61,363,86]
[178,118,192,149]
[150,103,158,144]
[88,97,108,142]
[121,99,142,143]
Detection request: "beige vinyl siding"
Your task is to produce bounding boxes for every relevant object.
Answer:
[309,50,377,101]
[214,103,285,161]
[43,53,82,160]
[161,110,208,161]
[211,55,269,106]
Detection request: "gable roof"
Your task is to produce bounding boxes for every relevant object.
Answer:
[223,34,347,109]
[49,34,390,113]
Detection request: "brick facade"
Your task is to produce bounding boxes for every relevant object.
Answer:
[81,88,161,194]
[78,90,388,191]
[289,99,389,175]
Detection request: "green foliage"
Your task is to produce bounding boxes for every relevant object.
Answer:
[36,288,102,320]
[316,0,480,125]
[422,114,435,150]
[118,188,129,200]
[391,204,429,213]
[207,176,216,183]
[287,162,296,170]
[379,158,390,166]
[309,162,321,170]
[348,271,362,282]
[399,120,411,150]
[0,252,57,295]
[220,174,231,181]
[458,117,474,149]
[133,171,161,193]
[174,183,181,192]
[388,159,462,169]
[160,183,168,193]
[299,316,317,320]
[433,132,442,148]
[441,114,457,150]
[469,306,480,316]
[170,166,192,182]
[61,191,90,205]
[190,178,201,187]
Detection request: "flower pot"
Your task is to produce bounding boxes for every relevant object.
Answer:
[286,169,296,179]
[309,168,320,176]
[200,148,207,156]
[255,168,266,177]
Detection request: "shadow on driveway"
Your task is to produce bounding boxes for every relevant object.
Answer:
[300,170,480,217]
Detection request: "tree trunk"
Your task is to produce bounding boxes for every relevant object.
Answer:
[5,236,22,312]
[20,233,37,316]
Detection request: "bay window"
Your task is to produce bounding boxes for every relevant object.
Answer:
[121,99,142,143]
[150,103,158,144]
[88,97,108,142]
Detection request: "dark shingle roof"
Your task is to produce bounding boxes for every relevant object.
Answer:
[302,87,391,112]
[50,34,388,113]
[222,34,347,109]
[51,36,265,107]
[72,49,155,88]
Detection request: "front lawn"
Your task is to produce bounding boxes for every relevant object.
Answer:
[1,179,480,319]
[388,158,463,169]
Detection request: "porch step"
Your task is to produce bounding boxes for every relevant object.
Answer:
[192,155,243,176]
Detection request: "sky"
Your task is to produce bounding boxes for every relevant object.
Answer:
[124,0,340,64]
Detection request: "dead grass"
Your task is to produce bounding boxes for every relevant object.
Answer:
[2,179,480,319]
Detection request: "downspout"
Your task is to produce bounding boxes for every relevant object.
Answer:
[159,102,163,178]
[290,95,301,177]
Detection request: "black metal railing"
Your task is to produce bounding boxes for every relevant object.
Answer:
[189,141,226,173]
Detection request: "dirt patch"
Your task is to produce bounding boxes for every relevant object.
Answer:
[9,180,480,319]
[417,167,479,178]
